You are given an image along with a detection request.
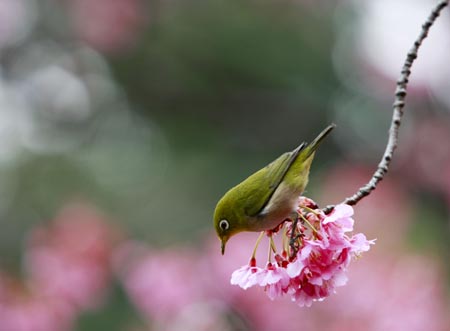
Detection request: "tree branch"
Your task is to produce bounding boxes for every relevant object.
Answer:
[324,0,449,214]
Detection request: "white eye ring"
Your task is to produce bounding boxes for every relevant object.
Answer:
[219,219,229,231]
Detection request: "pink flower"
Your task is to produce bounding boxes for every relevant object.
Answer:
[261,264,290,300]
[230,258,263,290]
[350,233,374,252]
[255,263,289,287]
[286,245,314,279]
[323,204,354,231]
[231,260,292,300]
[229,198,374,306]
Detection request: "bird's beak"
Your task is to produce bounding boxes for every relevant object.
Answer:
[221,237,228,255]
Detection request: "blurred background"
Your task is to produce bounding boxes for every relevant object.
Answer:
[0,0,449,330]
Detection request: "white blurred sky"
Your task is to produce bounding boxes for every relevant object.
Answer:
[344,0,450,107]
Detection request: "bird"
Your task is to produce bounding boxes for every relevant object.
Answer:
[213,124,335,255]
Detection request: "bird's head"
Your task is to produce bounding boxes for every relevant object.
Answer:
[213,192,243,255]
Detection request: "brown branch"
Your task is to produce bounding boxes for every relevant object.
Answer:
[324,0,449,214]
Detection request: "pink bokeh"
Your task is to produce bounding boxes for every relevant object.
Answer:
[0,203,120,331]
[117,232,449,331]
[321,253,450,331]
[0,273,74,331]
[0,199,448,331]
[66,0,145,53]
[115,242,205,323]
[401,118,450,195]
[25,204,119,311]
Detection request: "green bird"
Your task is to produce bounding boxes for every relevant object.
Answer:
[213,124,335,255]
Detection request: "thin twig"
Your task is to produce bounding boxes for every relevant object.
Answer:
[324,0,449,214]
[289,214,300,259]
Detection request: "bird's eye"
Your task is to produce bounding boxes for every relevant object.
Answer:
[219,219,229,231]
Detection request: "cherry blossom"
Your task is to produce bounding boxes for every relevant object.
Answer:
[230,258,263,290]
[229,197,374,306]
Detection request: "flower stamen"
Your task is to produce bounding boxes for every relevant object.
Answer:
[269,235,277,254]
[302,205,321,216]
[251,231,265,259]
[299,213,319,236]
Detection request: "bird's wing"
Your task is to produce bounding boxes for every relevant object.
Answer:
[242,143,306,217]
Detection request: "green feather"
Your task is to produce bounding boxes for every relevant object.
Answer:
[243,144,306,217]
[230,124,335,218]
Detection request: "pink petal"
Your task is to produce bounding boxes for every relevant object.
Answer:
[332,270,349,287]
[292,290,314,307]
[350,233,376,253]
[286,259,305,278]
[265,271,290,301]
[230,265,262,290]
[309,276,323,286]
[265,283,283,300]
[338,217,355,232]
[323,204,354,231]
[300,244,313,260]
[256,265,289,286]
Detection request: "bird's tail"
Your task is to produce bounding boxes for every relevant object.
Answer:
[304,123,335,158]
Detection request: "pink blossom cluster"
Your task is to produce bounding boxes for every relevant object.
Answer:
[231,198,375,306]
